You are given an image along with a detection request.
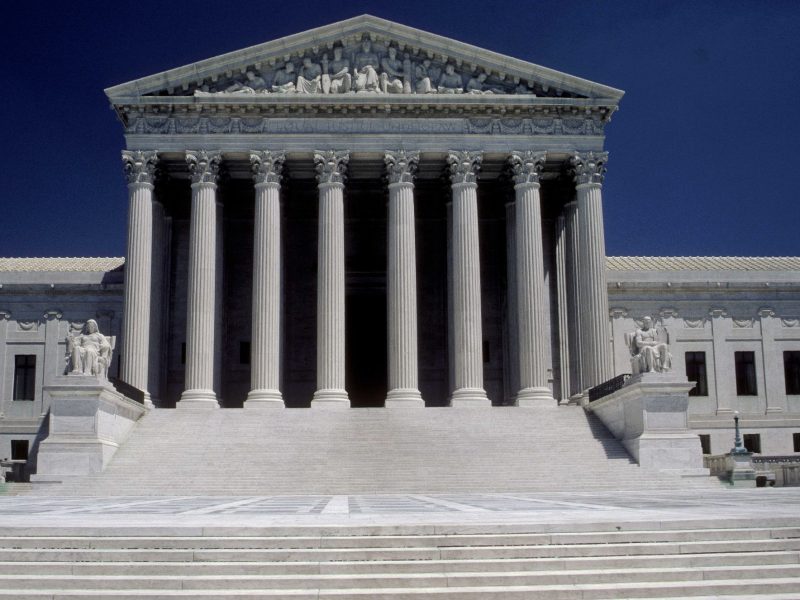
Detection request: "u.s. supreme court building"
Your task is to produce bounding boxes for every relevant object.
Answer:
[2,15,799,483]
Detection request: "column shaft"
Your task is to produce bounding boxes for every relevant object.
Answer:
[514,180,553,405]
[576,181,612,388]
[386,181,423,406]
[120,151,157,405]
[313,181,348,405]
[564,201,583,396]
[312,150,349,406]
[247,180,283,406]
[447,150,489,406]
[555,214,571,401]
[180,151,221,408]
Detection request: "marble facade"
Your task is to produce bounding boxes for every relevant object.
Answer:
[1,16,800,469]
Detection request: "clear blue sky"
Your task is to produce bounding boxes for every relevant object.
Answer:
[2,1,798,258]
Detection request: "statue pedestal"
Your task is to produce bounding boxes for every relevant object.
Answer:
[586,372,709,478]
[31,376,148,483]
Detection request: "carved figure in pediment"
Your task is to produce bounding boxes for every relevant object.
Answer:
[353,38,381,93]
[226,70,267,94]
[466,72,504,95]
[66,319,113,380]
[321,46,352,94]
[415,60,437,94]
[380,46,407,93]
[438,64,463,94]
[296,57,323,94]
[624,316,672,374]
[515,81,536,95]
[272,62,297,93]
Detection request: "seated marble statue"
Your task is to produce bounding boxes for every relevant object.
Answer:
[437,64,464,94]
[625,316,672,374]
[272,62,297,93]
[380,46,406,93]
[321,47,352,94]
[353,39,381,93]
[296,57,322,94]
[66,319,113,380]
[415,60,437,94]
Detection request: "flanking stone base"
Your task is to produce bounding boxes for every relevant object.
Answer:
[586,372,709,478]
[32,376,148,482]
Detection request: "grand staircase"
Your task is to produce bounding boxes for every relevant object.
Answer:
[39,404,716,496]
[0,521,798,598]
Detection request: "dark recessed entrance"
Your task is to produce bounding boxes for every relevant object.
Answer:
[346,289,387,407]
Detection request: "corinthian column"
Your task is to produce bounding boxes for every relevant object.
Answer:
[246,151,285,408]
[120,150,158,407]
[385,151,424,407]
[447,151,490,407]
[312,151,350,408]
[508,151,553,407]
[180,151,222,408]
[571,152,612,390]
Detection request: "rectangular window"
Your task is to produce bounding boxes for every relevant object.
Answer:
[698,434,711,455]
[180,343,186,365]
[685,351,708,396]
[11,440,29,461]
[482,340,491,364]
[743,433,761,454]
[785,351,800,395]
[12,355,36,401]
[794,433,800,453]
[734,351,757,396]
[240,341,251,365]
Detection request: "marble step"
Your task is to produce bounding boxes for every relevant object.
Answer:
[3,549,799,575]
[2,564,800,590]
[7,527,797,548]
[3,537,800,562]
[0,577,800,598]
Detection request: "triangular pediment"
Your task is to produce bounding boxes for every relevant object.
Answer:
[105,15,623,102]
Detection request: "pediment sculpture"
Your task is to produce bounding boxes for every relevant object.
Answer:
[624,316,672,374]
[191,36,554,98]
[66,319,114,381]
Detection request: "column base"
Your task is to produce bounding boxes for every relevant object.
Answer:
[450,387,491,407]
[312,389,350,409]
[516,387,556,408]
[143,392,154,410]
[385,388,425,408]
[245,389,285,408]
[178,389,219,409]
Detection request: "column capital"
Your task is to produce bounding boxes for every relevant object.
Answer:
[122,150,158,186]
[447,151,482,185]
[186,150,222,185]
[250,151,285,185]
[508,150,546,187]
[570,151,608,186]
[314,150,349,185]
[384,150,419,185]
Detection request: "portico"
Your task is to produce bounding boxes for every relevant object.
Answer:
[107,15,623,409]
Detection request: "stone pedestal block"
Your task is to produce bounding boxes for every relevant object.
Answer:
[586,372,709,477]
[725,451,757,487]
[32,376,148,482]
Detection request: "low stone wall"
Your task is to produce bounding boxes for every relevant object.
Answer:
[586,372,708,477]
[31,376,148,482]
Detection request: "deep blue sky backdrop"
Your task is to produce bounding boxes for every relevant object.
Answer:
[2,1,798,258]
